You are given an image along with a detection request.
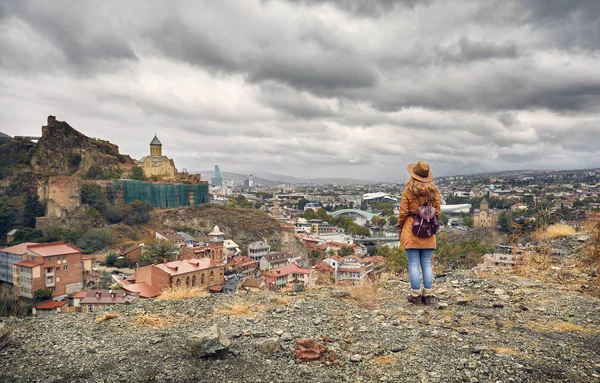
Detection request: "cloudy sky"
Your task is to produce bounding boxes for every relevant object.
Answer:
[1,0,599,181]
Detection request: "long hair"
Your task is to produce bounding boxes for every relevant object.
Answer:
[406,177,438,202]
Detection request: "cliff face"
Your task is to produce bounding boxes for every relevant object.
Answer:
[30,116,134,177]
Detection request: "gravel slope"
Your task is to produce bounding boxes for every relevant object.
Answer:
[1,269,599,383]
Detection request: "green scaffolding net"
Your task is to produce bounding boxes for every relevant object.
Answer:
[112,180,209,208]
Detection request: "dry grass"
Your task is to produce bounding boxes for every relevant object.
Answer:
[269,296,290,305]
[346,280,383,310]
[95,312,119,323]
[217,301,254,316]
[537,223,577,239]
[374,356,396,365]
[493,347,519,356]
[132,314,168,328]
[155,286,209,301]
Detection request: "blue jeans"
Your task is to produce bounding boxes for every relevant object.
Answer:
[406,249,433,290]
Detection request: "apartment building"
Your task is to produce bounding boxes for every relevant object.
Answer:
[0,242,38,284]
[12,243,84,298]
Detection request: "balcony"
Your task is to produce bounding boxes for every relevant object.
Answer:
[46,276,55,287]
[46,268,54,276]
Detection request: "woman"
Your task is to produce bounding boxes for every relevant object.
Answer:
[397,161,441,305]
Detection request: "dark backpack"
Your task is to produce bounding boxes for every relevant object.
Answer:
[411,200,439,238]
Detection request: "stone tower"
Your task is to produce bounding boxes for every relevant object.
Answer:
[150,135,162,156]
[480,197,489,211]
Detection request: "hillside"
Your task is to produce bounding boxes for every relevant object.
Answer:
[153,205,306,256]
[1,269,598,382]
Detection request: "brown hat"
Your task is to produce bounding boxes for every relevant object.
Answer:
[407,161,433,182]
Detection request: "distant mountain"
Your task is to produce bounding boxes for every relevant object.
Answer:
[196,170,375,185]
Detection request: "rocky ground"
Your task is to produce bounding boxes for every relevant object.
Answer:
[1,269,599,383]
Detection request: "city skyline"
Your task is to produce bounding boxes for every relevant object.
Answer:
[1,0,599,181]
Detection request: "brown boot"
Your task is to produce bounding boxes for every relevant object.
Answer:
[422,288,433,305]
[408,289,422,305]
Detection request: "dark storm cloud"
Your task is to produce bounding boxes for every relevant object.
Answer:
[0,0,599,181]
[0,0,137,74]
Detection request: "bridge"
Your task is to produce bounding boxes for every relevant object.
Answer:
[327,209,381,220]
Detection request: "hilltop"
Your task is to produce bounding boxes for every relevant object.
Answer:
[1,116,134,196]
[1,269,598,383]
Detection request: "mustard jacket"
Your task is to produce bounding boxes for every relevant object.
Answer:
[397,188,441,249]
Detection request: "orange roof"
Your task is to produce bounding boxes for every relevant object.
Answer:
[72,291,87,299]
[124,282,159,298]
[262,263,311,278]
[14,260,43,268]
[315,261,334,272]
[0,242,38,254]
[82,255,95,260]
[230,256,256,267]
[28,243,81,257]
[155,258,219,276]
[34,300,68,309]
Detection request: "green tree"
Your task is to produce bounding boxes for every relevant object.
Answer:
[76,228,114,254]
[140,239,176,265]
[123,201,152,225]
[81,184,105,205]
[0,195,18,237]
[130,165,147,181]
[310,249,321,259]
[83,164,106,180]
[462,216,474,227]
[34,288,52,301]
[339,246,354,257]
[12,228,43,244]
[22,194,46,228]
[439,213,449,226]
[105,252,119,266]
[316,208,329,220]
[387,215,398,227]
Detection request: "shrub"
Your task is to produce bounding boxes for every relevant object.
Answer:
[105,252,118,266]
[542,224,576,239]
[34,288,52,301]
[76,228,114,254]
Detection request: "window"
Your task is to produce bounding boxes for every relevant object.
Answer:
[63,265,68,270]
[210,271,214,282]
[56,267,60,271]
[201,274,205,284]
[47,257,52,262]
[56,277,60,282]
[186,276,190,287]
[176,279,181,287]
[192,275,197,287]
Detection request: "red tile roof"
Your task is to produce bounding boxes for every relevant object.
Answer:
[315,261,334,272]
[0,242,38,254]
[34,300,68,309]
[230,256,257,267]
[72,291,87,299]
[14,260,43,268]
[155,258,220,276]
[124,282,159,298]
[28,243,81,257]
[82,255,95,260]
[262,263,311,278]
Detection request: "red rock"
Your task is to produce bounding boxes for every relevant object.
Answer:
[294,338,328,362]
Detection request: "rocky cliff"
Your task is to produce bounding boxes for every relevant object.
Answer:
[30,116,134,177]
[1,116,135,198]
[1,269,598,383]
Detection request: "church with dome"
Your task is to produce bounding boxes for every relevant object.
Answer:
[136,135,177,180]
